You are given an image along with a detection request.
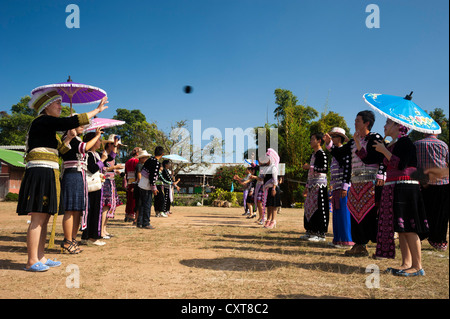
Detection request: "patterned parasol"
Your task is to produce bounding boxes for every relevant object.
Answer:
[31,76,107,114]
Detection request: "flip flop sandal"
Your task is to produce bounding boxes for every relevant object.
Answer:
[24,261,49,272]
[44,259,62,267]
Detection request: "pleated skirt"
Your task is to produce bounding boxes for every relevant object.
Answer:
[16,167,60,215]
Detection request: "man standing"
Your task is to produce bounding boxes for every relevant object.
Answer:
[327,110,386,257]
[415,134,449,251]
[137,146,164,229]
[124,147,141,222]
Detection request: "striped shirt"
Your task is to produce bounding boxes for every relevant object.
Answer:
[414,135,449,185]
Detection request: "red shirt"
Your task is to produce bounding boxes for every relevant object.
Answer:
[125,157,139,183]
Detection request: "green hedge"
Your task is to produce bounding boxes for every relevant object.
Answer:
[117,191,127,205]
[209,188,243,207]
[3,192,19,201]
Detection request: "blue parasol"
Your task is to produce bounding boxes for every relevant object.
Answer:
[244,159,259,166]
[363,92,441,134]
[162,154,189,163]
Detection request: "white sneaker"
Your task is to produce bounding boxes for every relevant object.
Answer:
[160,212,168,217]
[308,235,320,242]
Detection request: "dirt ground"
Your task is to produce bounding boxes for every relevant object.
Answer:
[0,201,448,300]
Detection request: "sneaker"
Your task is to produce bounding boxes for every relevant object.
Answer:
[160,212,168,217]
[308,235,320,242]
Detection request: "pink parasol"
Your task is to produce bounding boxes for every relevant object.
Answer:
[84,117,126,132]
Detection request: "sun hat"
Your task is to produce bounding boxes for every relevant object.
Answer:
[328,127,349,142]
[136,150,151,159]
[102,134,127,147]
[28,88,62,115]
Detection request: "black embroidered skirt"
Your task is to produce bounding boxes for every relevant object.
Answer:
[16,167,60,215]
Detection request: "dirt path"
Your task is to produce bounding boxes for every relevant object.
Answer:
[0,202,448,299]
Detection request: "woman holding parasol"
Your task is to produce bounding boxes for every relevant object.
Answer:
[364,92,437,276]
[17,88,108,271]
[373,119,428,276]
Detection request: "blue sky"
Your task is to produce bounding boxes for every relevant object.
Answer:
[1,0,448,159]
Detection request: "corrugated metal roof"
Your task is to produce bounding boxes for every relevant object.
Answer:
[0,149,26,168]
[177,163,285,176]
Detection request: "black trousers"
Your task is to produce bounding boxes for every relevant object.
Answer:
[422,184,449,247]
[82,190,102,240]
[163,186,172,212]
[154,185,165,213]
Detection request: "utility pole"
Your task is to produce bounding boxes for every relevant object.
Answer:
[201,174,206,206]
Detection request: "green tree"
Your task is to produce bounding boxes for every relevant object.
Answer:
[212,165,247,192]
[0,96,34,145]
[105,108,168,161]
[310,110,351,139]
[273,88,298,124]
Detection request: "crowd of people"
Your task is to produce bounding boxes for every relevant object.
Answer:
[233,110,449,278]
[15,88,449,278]
[233,148,282,229]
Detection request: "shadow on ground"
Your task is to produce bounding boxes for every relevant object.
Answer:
[180,257,365,274]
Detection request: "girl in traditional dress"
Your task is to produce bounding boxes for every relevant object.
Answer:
[124,147,141,222]
[260,148,281,229]
[154,165,167,217]
[301,133,329,241]
[100,135,124,238]
[81,131,108,246]
[158,160,180,216]
[253,164,266,225]
[325,128,354,247]
[60,125,103,253]
[373,119,428,276]
[233,163,257,218]
[17,88,107,271]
